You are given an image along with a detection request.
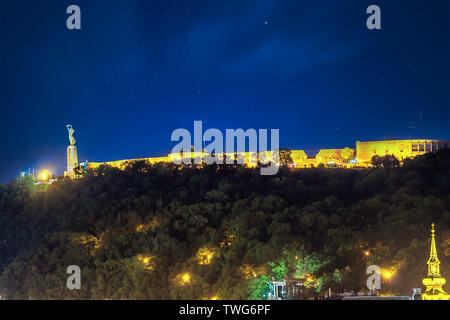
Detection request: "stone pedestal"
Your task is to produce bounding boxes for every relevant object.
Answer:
[66,145,78,177]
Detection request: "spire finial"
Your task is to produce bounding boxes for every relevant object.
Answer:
[422,223,450,299]
[427,223,440,276]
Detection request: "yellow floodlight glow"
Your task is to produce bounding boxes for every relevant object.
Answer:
[196,247,216,265]
[39,170,50,181]
[137,255,155,270]
[381,268,395,280]
[180,272,191,285]
[364,250,370,256]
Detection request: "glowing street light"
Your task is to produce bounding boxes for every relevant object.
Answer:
[137,255,155,270]
[196,247,216,265]
[180,272,191,285]
[364,250,370,256]
[39,170,50,181]
[381,268,395,280]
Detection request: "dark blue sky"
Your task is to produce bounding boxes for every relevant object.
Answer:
[0,0,449,182]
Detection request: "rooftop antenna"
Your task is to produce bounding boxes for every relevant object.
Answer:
[409,121,416,139]
[419,111,423,139]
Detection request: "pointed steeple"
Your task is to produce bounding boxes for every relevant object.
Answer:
[427,223,441,277]
[422,223,449,300]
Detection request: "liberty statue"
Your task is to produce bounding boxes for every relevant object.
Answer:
[66,124,78,177]
[67,124,76,146]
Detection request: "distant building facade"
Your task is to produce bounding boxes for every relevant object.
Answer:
[65,138,449,177]
[356,139,449,167]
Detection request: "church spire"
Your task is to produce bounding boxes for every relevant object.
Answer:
[427,223,441,277]
[422,223,450,300]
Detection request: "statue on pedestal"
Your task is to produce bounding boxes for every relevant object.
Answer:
[65,124,78,177]
[67,124,76,146]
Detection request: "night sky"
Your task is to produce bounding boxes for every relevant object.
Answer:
[0,0,449,182]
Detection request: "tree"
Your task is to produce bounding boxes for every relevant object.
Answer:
[279,148,294,166]
[73,164,86,177]
[1,150,450,299]
[371,155,400,168]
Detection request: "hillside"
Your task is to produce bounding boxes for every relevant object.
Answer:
[1,151,450,299]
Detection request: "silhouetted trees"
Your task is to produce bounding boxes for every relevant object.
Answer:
[371,155,400,168]
[279,148,294,166]
[0,150,449,299]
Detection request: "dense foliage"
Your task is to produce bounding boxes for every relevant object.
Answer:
[1,150,450,299]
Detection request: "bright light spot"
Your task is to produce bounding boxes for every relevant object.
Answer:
[240,265,264,279]
[197,247,216,265]
[219,233,236,248]
[135,219,161,233]
[210,296,219,300]
[137,255,155,270]
[181,272,191,285]
[39,170,50,181]
[364,250,370,256]
[381,268,395,280]
[302,274,319,289]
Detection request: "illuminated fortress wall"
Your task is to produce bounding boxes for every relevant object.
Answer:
[356,139,449,166]
[84,148,356,170]
[87,156,169,170]
[75,139,449,175]
[86,152,267,170]
[292,148,356,168]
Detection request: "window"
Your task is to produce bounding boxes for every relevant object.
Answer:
[277,286,283,298]
[419,143,425,152]
[426,143,431,152]
[412,144,418,152]
[432,143,437,151]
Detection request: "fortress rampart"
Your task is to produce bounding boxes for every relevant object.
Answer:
[69,139,448,176]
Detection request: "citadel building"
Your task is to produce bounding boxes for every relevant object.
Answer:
[63,125,448,177]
